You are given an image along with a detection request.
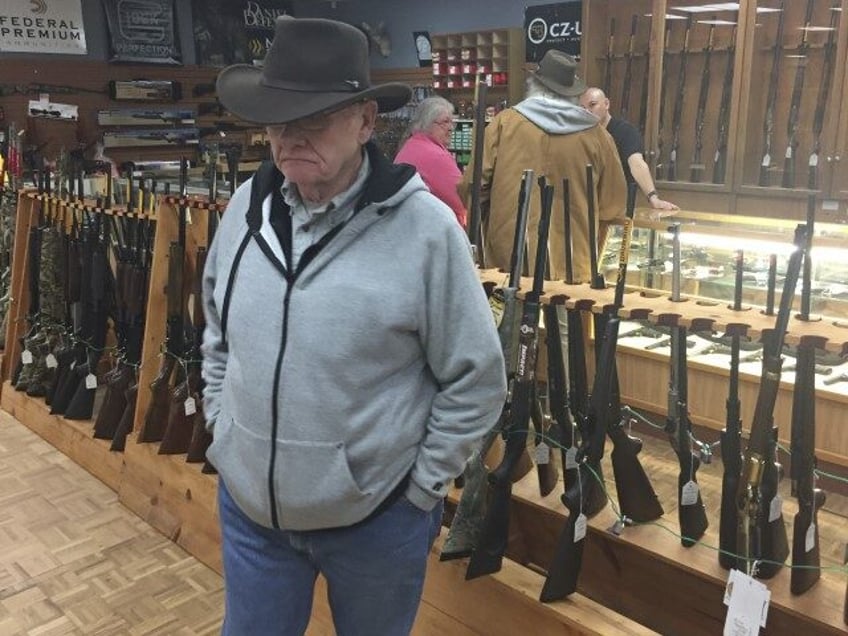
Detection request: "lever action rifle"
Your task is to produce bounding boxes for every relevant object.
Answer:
[465,177,553,580]
[666,224,709,546]
[667,14,693,182]
[790,336,826,594]
[782,0,815,189]
[139,159,188,442]
[690,19,716,183]
[759,1,787,186]
[736,225,805,578]
[441,170,534,561]
[808,1,839,190]
[718,250,746,569]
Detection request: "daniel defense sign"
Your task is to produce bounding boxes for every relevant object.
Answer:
[0,0,87,55]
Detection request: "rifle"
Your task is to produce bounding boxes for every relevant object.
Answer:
[562,179,573,284]
[799,194,816,320]
[666,15,693,182]
[666,224,708,546]
[759,1,787,186]
[655,22,673,178]
[539,314,620,601]
[736,225,805,578]
[719,251,746,569]
[139,160,188,442]
[603,184,663,526]
[790,336,826,594]
[619,15,638,120]
[604,18,616,93]
[441,171,535,561]
[637,17,652,136]
[712,25,737,184]
[808,2,839,190]
[465,177,553,580]
[467,79,488,266]
[690,20,716,183]
[781,0,815,189]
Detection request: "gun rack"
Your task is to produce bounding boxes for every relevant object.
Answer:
[2,184,846,634]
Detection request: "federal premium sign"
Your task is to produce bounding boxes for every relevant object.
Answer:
[0,0,87,55]
[525,1,582,63]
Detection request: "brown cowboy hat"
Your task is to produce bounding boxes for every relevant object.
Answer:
[216,16,411,125]
[531,49,586,97]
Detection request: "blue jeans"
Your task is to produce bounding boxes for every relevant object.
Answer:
[218,479,443,636]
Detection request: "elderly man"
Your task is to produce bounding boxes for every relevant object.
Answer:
[461,50,626,283]
[205,16,506,635]
[580,87,678,212]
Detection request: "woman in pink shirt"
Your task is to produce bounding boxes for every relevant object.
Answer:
[395,96,468,227]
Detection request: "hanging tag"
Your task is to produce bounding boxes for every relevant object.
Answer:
[533,441,550,465]
[21,349,33,365]
[723,569,770,635]
[681,480,700,506]
[805,523,816,553]
[760,154,771,167]
[70,360,77,370]
[574,513,587,543]
[184,396,197,416]
[564,446,578,470]
[808,153,818,167]
[85,373,97,390]
[45,353,58,369]
[784,146,792,159]
[768,495,782,523]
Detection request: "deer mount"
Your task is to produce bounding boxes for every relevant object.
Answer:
[361,21,391,58]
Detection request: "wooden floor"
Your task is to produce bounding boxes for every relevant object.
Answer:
[0,410,225,635]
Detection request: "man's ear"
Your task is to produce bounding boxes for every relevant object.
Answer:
[356,100,379,144]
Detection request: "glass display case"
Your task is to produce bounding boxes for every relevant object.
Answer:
[601,210,848,320]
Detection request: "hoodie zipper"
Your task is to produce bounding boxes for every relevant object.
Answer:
[268,278,294,529]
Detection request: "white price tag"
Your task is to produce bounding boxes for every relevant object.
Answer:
[574,513,587,543]
[85,373,97,390]
[70,360,76,370]
[715,149,721,163]
[808,153,818,167]
[761,154,771,168]
[184,396,197,416]
[805,523,816,553]
[681,480,700,506]
[533,441,550,465]
[45,353,58,369]
[723,569,770,635]
[21,349,33,365]
[564,446,578,470]
[784,146,793,159]
[768,495,782,523]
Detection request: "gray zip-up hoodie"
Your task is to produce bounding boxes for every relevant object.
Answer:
[513,95,599,135]
[201,146,507,531]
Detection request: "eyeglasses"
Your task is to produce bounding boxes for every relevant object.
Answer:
[267,101,365,137]
[434,117,455,129]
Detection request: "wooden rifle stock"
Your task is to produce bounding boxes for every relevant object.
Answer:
[465,180,553,580]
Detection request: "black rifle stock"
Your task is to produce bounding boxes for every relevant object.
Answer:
[712,26,737,184]
[790,337,825,594]
[539,317,620,602]
[759,1,787,186]
[808,2,839,190]
[736,225,805,577]
[719,251,745,569]
[667,15,693,182]
[781,0,815,189]
[465,179,553,580]
[690,20,715,183]
[441,171,534,561]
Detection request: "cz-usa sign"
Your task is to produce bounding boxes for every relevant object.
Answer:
[525,1,582,63]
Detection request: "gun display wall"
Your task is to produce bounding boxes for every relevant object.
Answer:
[583,0,848,220]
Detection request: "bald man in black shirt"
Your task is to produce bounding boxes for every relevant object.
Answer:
[581,87,678,212]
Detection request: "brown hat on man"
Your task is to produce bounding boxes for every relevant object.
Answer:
[216,16,411,125]
[531,49,586,98]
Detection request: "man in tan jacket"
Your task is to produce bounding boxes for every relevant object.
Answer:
[460,50,626,283]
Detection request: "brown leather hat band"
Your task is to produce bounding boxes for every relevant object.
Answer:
[260,75,368,93]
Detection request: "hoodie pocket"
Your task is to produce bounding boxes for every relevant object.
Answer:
[274,439,373,529]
